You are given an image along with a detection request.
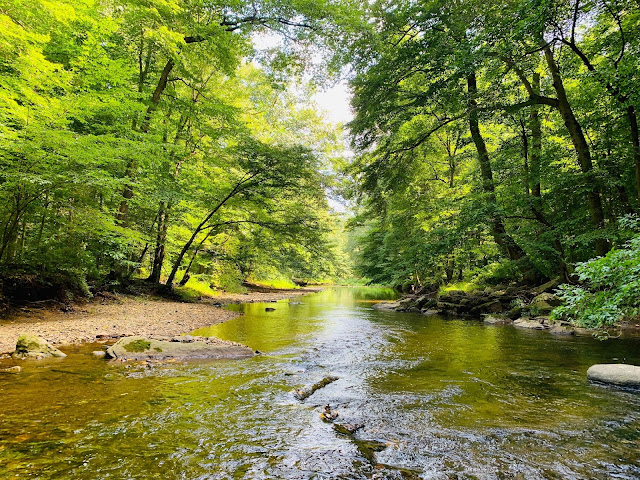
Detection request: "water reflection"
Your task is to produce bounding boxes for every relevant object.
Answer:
[1,287,639,479]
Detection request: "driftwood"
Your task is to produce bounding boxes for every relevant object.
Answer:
[293,375,338,400]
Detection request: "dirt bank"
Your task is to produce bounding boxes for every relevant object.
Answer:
[0,288,320,354]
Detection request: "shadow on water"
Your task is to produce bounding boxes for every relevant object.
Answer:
[1,286,639,479]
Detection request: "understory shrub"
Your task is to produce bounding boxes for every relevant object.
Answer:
[552,221,640,329]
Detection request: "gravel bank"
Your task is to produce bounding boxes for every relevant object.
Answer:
[0,288,318,354]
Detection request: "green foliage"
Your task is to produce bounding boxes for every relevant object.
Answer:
[0,0,354,299]
[552,217,640,329]
[174,277,221,302]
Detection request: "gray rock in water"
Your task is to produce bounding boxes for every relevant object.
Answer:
[483,315,512,325]
[372,302,400,311]
[105,335,254,361]
[513,317,549,330]
[92,350,106,357]
[587,364,640,388]
[549,325,575,336]
[12,334,66,359]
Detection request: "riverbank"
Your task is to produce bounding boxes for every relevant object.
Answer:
[0,287,320,355]
[376,283,640,336]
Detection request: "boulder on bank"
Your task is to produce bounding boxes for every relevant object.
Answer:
[12,334,66,359]
[105,335,254,361]
[531,292,563,307]
[587,364,640,388]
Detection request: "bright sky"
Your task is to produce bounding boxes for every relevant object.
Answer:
[312,81,353,125]
[252,33,353,213]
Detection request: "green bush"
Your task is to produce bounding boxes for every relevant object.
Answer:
[552,221,640,329]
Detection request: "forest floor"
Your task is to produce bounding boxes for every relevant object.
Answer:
[0,287,321,354]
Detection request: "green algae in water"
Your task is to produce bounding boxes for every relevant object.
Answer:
[123,340,151,352]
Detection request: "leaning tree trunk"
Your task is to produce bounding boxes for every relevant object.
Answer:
[543,45,609,257]
[117,59,175,226]
[467,73,526,262]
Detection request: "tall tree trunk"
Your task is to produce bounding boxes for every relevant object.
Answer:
[117,59,175,226]
[148,202,169,283]
[543,45,609,256]
[467,73,525,262]
[526,82,569,281]
[530,73,542,199]
[627,105,640,209]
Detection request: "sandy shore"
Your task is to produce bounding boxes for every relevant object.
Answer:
[0,288,319,354]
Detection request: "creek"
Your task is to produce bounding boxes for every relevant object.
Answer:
[1,286,639,479]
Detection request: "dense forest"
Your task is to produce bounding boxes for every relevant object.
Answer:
[0,0,354,301]
[344,0,640,327]
[2,0,640,327]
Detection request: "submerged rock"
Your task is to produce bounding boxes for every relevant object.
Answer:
[354,438,388,464]
[483,315,512,325]
[105,335,254,361]
[12,334,66,359]
[587,364,640,388]
[0,365,21,374]
[549,325,575,335]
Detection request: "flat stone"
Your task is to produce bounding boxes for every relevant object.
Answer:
[587,364,640,388]
[105,336,254,361]
[92,350,106,357]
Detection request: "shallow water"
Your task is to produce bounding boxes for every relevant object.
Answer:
[1,286,639,479]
